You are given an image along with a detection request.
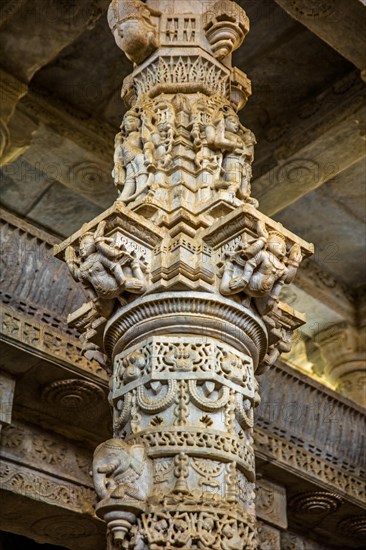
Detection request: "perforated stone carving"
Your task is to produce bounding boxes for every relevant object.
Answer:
[54,1,313,548]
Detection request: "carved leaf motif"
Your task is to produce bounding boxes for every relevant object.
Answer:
[175,58,187,82]
[159,58,170,82]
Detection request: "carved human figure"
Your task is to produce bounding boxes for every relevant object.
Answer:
[221,524,243,550]
[190,97,221,173]
[113,111,154,202]
[93,438,150,502]
[149,519,169,550]
[66,221,147,301]
[169,518,191,548]
[262,313,293,371]
[199,108,257,203]
[108,0,160,65]
[129,529,149,550]
[143,99,176,170]
[80,332,108,369]
[220,221,302,302]
[198,515,216,547]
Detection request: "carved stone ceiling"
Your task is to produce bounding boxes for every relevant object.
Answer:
[0,1,365,318]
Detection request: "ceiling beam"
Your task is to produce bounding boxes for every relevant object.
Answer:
[274,0,366,71]
[0,0,109,83]
[18,88,117,209]
[252,72,366,215]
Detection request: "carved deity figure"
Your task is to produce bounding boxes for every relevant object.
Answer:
[191,100,257,203]
[113,111,154,203]
[190,96,221,175]
[108,0,161,65]
[143,98,176,171]
[220,221,302,302]
[208,111,257,203]
[66,221,147,301]
[149,519,169,550]
[93,439,150,502]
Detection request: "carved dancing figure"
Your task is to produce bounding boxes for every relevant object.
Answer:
[129,529,149,550]
[262,311,294,371]
[149,519,169,550]
[168,518,191,549]
[221,524,243,550]
[65,220,147,300]
[220,221,302,302]
[197,516,217,547]
[113,110,154,203]
[240,127,257,202]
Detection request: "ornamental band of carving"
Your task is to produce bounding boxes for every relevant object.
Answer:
[54,1,313,548]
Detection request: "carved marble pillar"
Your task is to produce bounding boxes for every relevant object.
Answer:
[54,1,313,548]
[317,323,366,408]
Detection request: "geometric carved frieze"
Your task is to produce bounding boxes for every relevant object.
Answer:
[0,303,107,380]
[104,291,268,368]
[256,361,366,481]
[113,335,257,400]
[202,203,314,256]
[0,460,95,515]
[125,52,231,104]
[53,201,166,260]
[0,421,93,487]
[254,427,366,506]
